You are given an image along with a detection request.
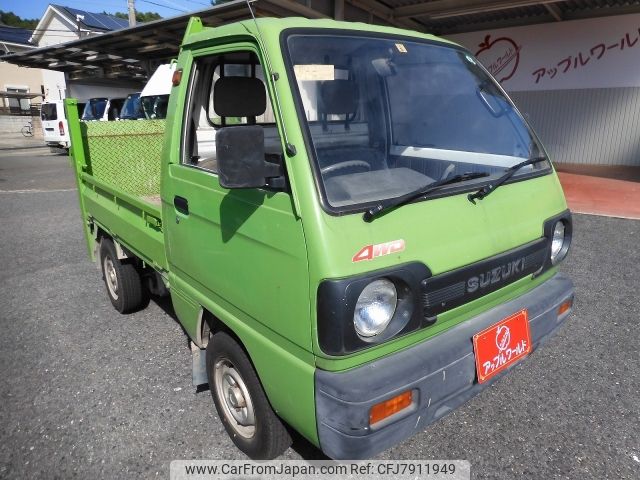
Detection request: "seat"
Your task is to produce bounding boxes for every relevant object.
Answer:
[214,76,266,124]
[316,79,386,175]
[212,76,269,175]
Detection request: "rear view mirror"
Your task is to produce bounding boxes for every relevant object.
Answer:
[216,126,281,189]
[371,58,396,77]
[476,84,507,118]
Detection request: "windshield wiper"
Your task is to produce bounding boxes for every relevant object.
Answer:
[363,171,489,222]
[467,156,548,205]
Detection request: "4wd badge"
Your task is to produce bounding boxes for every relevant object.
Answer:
[352,239,405,262]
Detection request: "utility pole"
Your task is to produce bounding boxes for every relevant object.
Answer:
[127,0,137,27]
[76,14,84,38]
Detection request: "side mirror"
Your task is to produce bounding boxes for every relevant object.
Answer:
[216,126,282,189]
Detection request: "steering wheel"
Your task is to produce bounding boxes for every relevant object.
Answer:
[321,160,371,176]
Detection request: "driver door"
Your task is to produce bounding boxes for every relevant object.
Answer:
[163,46,310,350]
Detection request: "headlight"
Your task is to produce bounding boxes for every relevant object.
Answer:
[354,279,397,337]
[550,221,566,265]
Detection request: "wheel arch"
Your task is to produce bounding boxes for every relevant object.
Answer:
[166,275,319,446]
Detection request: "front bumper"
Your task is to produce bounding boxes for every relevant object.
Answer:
[315,272,574,459]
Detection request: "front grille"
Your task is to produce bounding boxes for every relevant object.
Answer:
[421,238,548,320]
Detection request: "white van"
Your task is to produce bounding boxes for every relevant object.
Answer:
[140,63,175,119]
[40,100,72,151]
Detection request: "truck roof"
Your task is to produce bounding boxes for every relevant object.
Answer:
[141,63,175,97]
[181,16,457,50]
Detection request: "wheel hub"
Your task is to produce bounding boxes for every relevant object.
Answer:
[103,256,118,300]
[214,360,256,438]
[227,384,246,409]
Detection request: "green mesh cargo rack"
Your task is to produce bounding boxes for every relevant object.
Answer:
[81,120,166,197]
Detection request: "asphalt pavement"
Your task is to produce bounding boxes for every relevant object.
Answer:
[0,151,638,479]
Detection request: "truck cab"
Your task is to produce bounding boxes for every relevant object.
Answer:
[66,16,574,460]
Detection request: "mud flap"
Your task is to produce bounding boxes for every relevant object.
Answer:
[191,342,208,388]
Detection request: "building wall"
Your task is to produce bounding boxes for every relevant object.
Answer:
[448,14,640,168]
[35,12,79,47]
[67,82,143,101]
[41,69,66,101]
[0,61,43,103]
[1,42,45,114]
[511,88,640,167]
[0,115,42,139]
[34,12,79,101]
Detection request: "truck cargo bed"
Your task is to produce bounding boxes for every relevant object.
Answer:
[66,100,168,272]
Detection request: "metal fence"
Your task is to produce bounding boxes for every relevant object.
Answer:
[0,105,41,117]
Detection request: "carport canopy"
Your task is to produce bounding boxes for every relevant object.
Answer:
[4,0,640,82]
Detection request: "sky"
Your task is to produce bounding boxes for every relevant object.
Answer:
[2,0,214,21]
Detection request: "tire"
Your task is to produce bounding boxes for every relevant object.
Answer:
[21,126,33,137]
[206,331,291,459]
[99,239,145,313]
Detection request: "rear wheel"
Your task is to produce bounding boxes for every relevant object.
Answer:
[99,239,145,313]
[206,331,291,459]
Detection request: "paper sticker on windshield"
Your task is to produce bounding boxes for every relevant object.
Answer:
[352,240,405,262]
[294,64,334,81]
[395,43,408,53]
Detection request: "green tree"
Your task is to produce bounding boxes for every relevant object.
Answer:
[112,11,162,23]
[0,10,39,29]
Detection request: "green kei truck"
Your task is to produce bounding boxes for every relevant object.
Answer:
[67,16,575,460]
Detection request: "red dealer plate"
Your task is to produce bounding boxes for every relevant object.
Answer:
[473,309,532,384]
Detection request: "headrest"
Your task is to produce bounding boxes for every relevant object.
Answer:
[214,77,266,118]
[318,80,357,115]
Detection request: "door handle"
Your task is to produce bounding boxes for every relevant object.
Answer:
[174,195,189,215]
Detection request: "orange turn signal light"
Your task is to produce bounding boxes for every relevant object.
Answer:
[558,299,573,316]
[369,390,413,426]
[172,68,183,86]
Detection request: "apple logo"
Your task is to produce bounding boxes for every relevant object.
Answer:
[495,325,511,352]
[475,35,521,83]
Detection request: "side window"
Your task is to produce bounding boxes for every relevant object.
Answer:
[182,51,280,174]
[41,103,58,121]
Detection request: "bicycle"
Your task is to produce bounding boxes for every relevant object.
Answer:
[21,121,33,137]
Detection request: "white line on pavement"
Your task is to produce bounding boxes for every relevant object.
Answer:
[0,188,77,194]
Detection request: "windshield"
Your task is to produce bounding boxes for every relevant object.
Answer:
[82,98,108,121]
[285,33,549,210]
[120,93,144,119]
[141,94,169,119]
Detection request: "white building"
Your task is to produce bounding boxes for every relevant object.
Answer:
[447,14,640,170]
[0,25,40,113]
[30,4,130,101]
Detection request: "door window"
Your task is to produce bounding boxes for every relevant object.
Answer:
[182,51,281,174]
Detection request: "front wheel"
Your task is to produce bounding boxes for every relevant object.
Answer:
[21,125,33,137]
[206,331,291,459]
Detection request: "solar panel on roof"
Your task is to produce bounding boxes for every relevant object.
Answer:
[0,26,33,45]
[52,4,129,31]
